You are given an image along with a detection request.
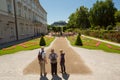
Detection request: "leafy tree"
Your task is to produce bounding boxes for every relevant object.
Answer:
[89,0,117,29]
[75,6,91,29]
[67,6,90,29]
[67,13,76,28]
[47,25,53,32]
[115,10,120,22]
[63,26,67,32]
[56,27,61,32]
[39,36,46,46]
[75,33,83,46]
[52,27,57,32]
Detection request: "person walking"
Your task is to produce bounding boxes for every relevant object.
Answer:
[38,47,47,76]
[49,49,58,76]
[60,49,66,74]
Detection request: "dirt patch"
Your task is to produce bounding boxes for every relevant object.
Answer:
[23,37,91,75]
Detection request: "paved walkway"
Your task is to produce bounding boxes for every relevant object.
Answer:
[24,37,91,75]
[0,37,120,80]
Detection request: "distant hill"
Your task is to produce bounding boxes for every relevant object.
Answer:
[51,21,67,26]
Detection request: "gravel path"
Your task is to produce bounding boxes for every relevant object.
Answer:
[0,37,120,80]
[24,37,91,75]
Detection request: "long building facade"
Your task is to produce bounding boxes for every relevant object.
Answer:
[0,0,47,44]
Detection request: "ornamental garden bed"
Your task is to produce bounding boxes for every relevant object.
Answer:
[0,36,54,56]
[67,35,120,54]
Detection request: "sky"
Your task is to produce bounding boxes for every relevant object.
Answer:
[39,0,120,25]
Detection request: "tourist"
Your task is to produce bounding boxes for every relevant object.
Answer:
[38,47,47,76]
[60,49,66,74]
[49,49,58,76]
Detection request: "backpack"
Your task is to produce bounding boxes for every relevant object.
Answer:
[51,53,57,63]
[38,51,44,61]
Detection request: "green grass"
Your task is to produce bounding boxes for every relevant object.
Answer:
[0,36,54,56]
[67,35,120,54]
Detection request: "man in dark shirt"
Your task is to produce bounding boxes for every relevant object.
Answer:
[60,49,66,74]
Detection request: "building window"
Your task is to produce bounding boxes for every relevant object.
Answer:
[0,26,3,39]
[20,25,24,33]
[28,9,31,20]
[7,0,12,13]
[17,3,22,16]
[24,6,27,19]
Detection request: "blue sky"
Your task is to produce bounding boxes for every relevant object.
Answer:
[39,0,120,25]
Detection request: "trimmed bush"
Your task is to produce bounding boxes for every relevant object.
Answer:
[39,36,46,46]
[75,33,83,46]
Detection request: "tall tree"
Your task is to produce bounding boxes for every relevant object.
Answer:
[67,6,90,29]
[67,13,76,28]
[89,0,117,29]
[115,10,120,22]
[75,6,91,29]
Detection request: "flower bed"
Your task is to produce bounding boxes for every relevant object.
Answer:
[67,35,120,54]
[81,30,120,43]
[0,36,54,55]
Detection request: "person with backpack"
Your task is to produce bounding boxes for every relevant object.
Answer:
[60,49,66,74]
[49,49,58,76]
[38,47,47,76]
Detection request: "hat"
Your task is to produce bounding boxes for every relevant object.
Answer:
[60,49,63,52]
[41,46,44,49]
[51,49,54,52]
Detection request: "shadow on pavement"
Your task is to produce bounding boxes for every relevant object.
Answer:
[51,75,62,80]
[40,75,48,80]
[62,73,70,80]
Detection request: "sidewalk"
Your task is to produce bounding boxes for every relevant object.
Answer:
[82,35,120,47]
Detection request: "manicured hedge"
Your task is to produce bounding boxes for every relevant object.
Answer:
[39,36,46,46]
[75,33,83,46]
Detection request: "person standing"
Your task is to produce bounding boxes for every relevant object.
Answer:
[60,49,66,74]
[49,49,58,76]
[38,47,47,76]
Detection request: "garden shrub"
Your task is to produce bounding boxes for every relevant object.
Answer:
[39,36,46,46]
[75,33,83,46]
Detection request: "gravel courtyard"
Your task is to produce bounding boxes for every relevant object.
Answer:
[0,37,120,80]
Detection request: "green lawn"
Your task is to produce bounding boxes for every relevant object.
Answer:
[0,36,54,56]
[67,35,120,54]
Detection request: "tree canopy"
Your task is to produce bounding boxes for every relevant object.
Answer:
[115,10,120,22]
[89,0,117,29]
[67,0,118,30]
[67,6,90,29]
